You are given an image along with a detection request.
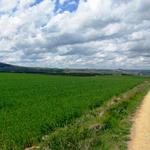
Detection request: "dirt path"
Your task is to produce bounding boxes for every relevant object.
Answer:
[128,90,150,150]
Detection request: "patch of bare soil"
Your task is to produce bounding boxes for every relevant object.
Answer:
[128,91,150,150]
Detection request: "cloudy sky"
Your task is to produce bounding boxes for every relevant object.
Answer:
[0,0,150,69]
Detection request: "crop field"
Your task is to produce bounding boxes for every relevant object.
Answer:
[0,73,145,149]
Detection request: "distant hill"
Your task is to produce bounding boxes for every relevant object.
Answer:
[0,62,13,68]
[0,62,64,74]
[0,62,150,76]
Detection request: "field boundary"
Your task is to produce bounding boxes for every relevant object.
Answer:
[25,81,150,150]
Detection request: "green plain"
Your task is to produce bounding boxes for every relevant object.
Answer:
[0,73,145,149]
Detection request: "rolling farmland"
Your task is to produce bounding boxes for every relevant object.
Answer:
[0,73,146,149]
[0,0,150,149]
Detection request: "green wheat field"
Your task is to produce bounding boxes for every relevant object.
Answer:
[0,73,146,149]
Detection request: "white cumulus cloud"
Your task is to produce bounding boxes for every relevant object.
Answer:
[0,0,150,69]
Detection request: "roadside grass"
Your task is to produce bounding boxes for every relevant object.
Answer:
[40,81,150,150]
[91,85,149,150]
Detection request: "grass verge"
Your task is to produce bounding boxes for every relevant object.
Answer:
[37,81,150,150]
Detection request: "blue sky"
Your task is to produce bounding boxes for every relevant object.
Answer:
[31,0,80,13]
[54,0,80,13]
[30,0,44,7]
